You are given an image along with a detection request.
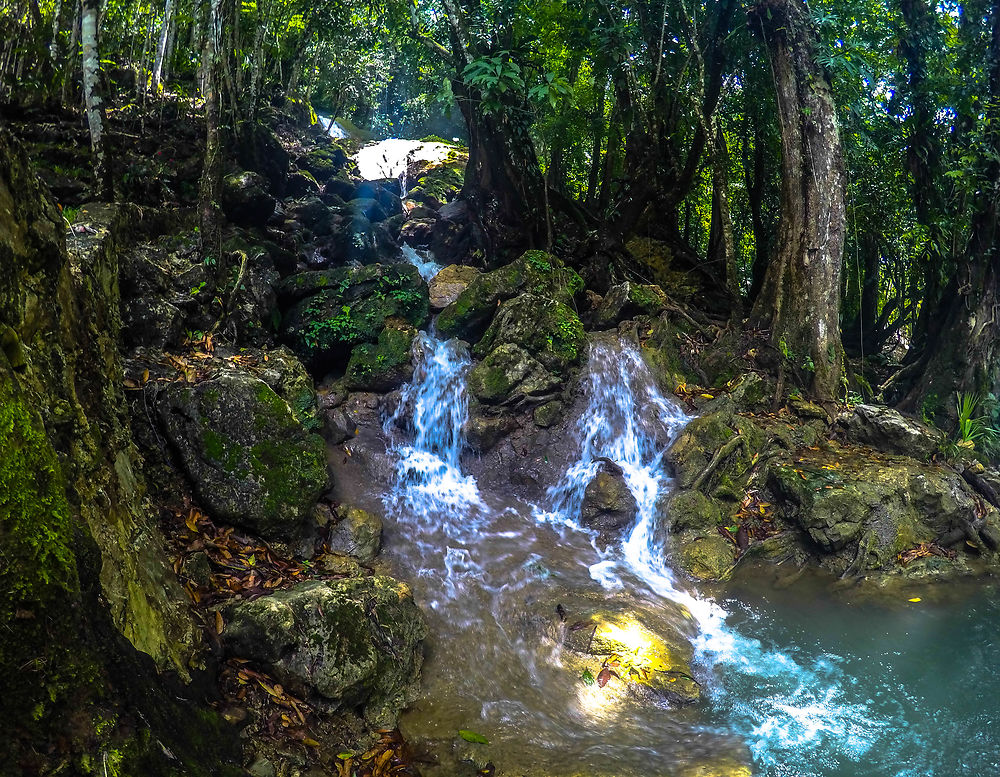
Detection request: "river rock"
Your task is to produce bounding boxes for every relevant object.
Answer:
[222,171,276,227]
[221,577,426,725]
[467,342,560,404]
[296,145,349,183]
[473,293,586,376]
[157,369,330,540]
[680,535,735,581]
[666,409,763,498]
[344,318,417,392]
[836,403,945,459]
[280,263,429,372]
[580,470,638,533]
[327,504,383,562]
[436,250,584,342]
[428,264,480,310]
[346,197,389,223]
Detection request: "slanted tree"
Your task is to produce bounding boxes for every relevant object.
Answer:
[748,0,847,402]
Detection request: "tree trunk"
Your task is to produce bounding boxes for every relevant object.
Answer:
[81,0,112,199]
[199,0,223,249]
[60,0,81,106]
[749,0,846,402]
[707,121,738,297]
[151,0,175,91]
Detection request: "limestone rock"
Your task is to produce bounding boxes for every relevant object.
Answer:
[158,370,330,540]
[222,577,426,725]
[428,264,480,311]
[436,250,583,342]
[837,403,945,459]
[473,293,586,375]
[580,470,638,533]
[327,504,383,562]
[680,535,735,581]
[344,318,417,392]
[592,281,668,328]
[467,343,560,404]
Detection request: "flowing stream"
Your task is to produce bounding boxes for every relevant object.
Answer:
[369,253,1000,776]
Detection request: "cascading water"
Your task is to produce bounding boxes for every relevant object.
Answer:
[377,251,1000,775]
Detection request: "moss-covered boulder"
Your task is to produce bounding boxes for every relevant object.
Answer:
[836,403,945,459]
[639,313,700,392]
[593,281,668,328]
[158,370,329,540]
[770,446,979,564]
[661,489,724,534]
[344,318,417,392]
[436,250,583,342]
[221,171,276,227]
[222,577,426,725]
[280,263,429,371]
[473,293,586,375]
[581,470,638,533]
[666,408,763,499]
[467,342,560,404]
[679,535,736,581]
[297,145,349,183]
[428,263,480,310]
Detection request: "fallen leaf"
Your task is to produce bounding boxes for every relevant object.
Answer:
[908,597,922,603]
[597,667,612,688]
[459,729,489,744]
[215,610,224,634]
[581,668,596,686]
[302,738,320,747]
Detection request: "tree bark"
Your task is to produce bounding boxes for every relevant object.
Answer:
[749,0,846,402]
[151,0,175,91]
[707,121,738,297]
[81,0,112,199]
[199,0,224,250]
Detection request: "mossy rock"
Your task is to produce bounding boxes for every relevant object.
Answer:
[297,145,349,183]
[660,489,724,534]
[221,171,276,227]
[467,342,560,404]
[436,250,583,342]
[281,263,429,371]
[639,314,699,391]
[252,347,322,432]
[222,576,426,726]
[473,293,586,376]
[344,318,417,392]
[679,535,735,581]
[769,447,966,563]
[327,504,383,563]
[158,370,330,540]
[593,281,668,328]
[666,408,763,496]
[533,400,563,428]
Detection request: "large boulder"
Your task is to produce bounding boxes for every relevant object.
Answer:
[770,445,985,564]
[343,318,417,392]
[467,343,560,404]
[580,470,638,533]
[436,250,583,342]
[428,264,480,311]
[473,293,586,376]
[221,171,276,227]
[158,370,329,540]
[221,577,426,725]
[836,403,945,460]
[592,281,668,328]
[280,263,429,371]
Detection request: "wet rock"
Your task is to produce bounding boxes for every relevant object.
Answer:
[465,411,518,452]
[436,250,584,342]
[770,445,983,569]
[473,293,586,376]
[235,124,289,194]
[428,264,480,311]
[250,346,322,431]
[327,504,383,562]
[580,470,638,533]
[836,403,945,459]
[680,535,735,581]
[346,197,389,224]
[297,145,349,183]
[344,318,417,392]
[222,171,276,227]
[639,313,701,391]
[288,196,332,235]
[666,409,762,498]
[222,577,426,725]
[662,489,723,534]
[157,370,330,540]
[280,263,429,372]
[467,343,560,404]
[399,218,436,247]
[533,400,563,428]
[592,281,668,328]
[324,173,357,202]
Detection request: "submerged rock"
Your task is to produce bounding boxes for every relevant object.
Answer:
[580,469,638,533]
[222,577,426,725]
[680,535,736,581]
[158,370,329,540]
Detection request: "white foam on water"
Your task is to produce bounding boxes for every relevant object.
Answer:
[400,244,442,282]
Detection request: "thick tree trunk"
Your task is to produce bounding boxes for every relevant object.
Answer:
[749,0,846,402]
[150,0,175,91]
[707,121,738,297]
[81,0,112,199]
[60,0,80,106]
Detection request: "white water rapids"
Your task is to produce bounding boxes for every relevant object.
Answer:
[376,250,903,775]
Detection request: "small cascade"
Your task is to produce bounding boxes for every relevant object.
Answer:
[353,139,454,183]
[399,244,441,282]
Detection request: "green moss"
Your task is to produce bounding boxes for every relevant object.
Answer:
[249,434,328,518]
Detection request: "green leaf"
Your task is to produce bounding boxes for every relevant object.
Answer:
[581,668,596,686]
[459,729,489,744]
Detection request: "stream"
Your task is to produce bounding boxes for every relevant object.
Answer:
[351,245,1000,777]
